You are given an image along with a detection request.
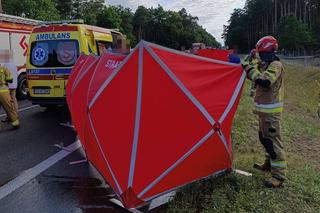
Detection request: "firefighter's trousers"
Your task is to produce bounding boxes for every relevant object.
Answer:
[258,112,286,180]
[250,82,256,97]
[0,90,19,127]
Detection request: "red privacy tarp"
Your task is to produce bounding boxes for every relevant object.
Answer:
[67,53,126,149]
[66,41,245,209]
[196,49,234,62]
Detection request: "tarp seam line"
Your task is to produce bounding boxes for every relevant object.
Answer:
[71,56,97,93]
[88,45,138,109]
[71,56,99,94]
[144,44,215,126]
[145,41,241,67]
[216,130,232,163]
[143,169,228,202]
[88,113,123,194]
[215,72,245,161]
[137,129,215,198]
[128,43,143,188]
[69,53,86,93]
[219,71,246,124]
[87,57,103,105]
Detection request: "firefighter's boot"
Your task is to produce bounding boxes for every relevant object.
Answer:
[11,119,20,129]
[264,176,284,188]
[253,159,271,172]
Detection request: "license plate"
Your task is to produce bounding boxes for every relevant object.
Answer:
[33,88,50,94]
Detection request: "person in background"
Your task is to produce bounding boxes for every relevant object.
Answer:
[97,42,107,55]
[0,49,20,129]
[6,50,18,112]
[242,36,286,188]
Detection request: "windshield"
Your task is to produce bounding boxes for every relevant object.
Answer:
[30,40,79,68]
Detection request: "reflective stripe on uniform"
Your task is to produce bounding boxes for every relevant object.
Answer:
[255,102,284,109]
[5,75,13,81]
[254,102,284,113]
[249,70,261,81]
[255,107,283,113]
[0,86,9,93]
[271,161,287,168]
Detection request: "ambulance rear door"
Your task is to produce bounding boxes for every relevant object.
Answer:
[29,38,80,98]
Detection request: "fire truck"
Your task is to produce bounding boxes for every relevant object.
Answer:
[0,13,42,99]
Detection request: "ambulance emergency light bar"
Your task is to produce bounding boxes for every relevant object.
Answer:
[42,19,84,25]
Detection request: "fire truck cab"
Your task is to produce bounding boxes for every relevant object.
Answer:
[0,13,41,99]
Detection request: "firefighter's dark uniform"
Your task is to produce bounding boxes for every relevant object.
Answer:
[0,65,20,128]
[244,58,286,184]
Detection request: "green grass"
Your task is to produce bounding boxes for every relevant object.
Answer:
[167,64,320,213]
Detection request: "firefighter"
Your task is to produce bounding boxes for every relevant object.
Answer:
[0,64,20,129]
[244,49,259,97]
[1,50,18,122]
[8,51,18,112]
[242,36,286,188]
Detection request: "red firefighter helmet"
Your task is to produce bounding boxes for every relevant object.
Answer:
[256,36,278,53]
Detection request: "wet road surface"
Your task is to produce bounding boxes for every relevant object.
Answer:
[0,101,166,213]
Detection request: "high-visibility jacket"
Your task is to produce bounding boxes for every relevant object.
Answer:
[0,66,13,93]
[247,60,285,113]
[244,55,259,66]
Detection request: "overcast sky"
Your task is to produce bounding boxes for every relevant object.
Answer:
[106,0,246,44]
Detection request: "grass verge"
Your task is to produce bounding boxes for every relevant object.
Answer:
[167,64,320,213]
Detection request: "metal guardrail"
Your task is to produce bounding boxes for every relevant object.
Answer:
[279,55,320,68]
[280,55,316,60]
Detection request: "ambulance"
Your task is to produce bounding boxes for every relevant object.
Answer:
[26,20,129,106]
[0,13,41,99]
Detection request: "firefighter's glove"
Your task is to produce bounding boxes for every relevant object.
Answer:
[242,63,254,74]
[6,79,13,83]
[241,61,249,69]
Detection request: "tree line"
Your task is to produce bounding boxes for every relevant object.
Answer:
[2,0,220,49]
[223,0,320,54]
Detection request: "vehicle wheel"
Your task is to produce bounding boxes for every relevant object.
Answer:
[17,74,28,100]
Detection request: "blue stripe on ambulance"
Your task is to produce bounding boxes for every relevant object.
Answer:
[27,68,72,75]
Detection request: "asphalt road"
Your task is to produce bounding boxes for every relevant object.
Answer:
[0,100,138,213]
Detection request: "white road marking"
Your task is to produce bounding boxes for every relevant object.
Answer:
[60,122,75,129]
[0,105,39,118]
[0,140,81,200]
[69,159,87,165]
